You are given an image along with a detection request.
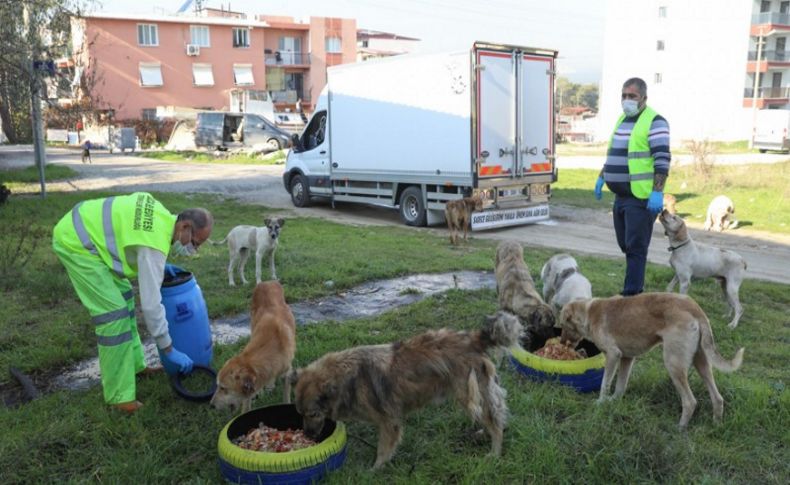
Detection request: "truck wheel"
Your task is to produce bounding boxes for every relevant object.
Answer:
[290,174,311,207]
[399,186,427,226]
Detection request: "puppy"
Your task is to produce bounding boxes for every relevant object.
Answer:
[210,281,296,413]
[445,195,483,245]
[212,217,285,285]
[659,209,746,328]
[540,253,592,313]
[292,312,522,469]
[704,195,738,232]
[495,240,555,351]
[663,193,677,215]
[559,293,744,428]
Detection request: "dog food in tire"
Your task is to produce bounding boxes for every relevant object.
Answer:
[217,403,347,484]
[510,338,605,393]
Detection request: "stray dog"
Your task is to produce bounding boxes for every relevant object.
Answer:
[659,209,746,328]
[704,195,738,231]
[212,218,285,285]
[559,293,744,428]
[540,253,592,313]
[663,193,677,215]
[495,240,555,351]
[292,311,522,469]
[445,195,483,245]
[210,281,296,413]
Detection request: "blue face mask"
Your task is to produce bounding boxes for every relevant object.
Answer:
[622,99,640,117]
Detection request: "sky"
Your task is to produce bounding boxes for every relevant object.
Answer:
[93,0,606,83]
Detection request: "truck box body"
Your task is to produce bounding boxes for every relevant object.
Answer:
[753,109,790,153]
[283,42,558,229]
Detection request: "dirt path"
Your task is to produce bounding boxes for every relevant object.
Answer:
[3,147,789,285]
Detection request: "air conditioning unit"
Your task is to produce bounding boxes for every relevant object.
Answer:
[186,44,200,56]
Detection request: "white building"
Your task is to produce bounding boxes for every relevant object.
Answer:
[598,0,786,143]
[356,29,420,62]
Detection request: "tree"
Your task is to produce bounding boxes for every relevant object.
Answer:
[556,76,599,111]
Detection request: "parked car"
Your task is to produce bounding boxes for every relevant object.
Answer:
[195,112,291,151]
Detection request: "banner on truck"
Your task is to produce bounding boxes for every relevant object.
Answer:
[471,204,550,230]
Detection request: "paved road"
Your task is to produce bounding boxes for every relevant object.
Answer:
[3,146,789,284]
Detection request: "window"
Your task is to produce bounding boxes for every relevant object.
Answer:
[192,64,214,86]
[658,6,667,18]
[782,1,790,14]
[233,64,254,85]
[761,1,771,13]
[325,37,342,53]
[137,24,158,46]
[232,27,249,48]
[361,40,369,48]
[657,40,665,51]
[190,25,210,47]
[141,108,157,120]
[139,63,163,87]
[654,73,663,84]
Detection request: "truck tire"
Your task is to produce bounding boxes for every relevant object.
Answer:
[290,174,312,207]
[399,186,427,226]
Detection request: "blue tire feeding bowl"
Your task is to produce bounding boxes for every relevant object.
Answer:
[510,336,605,393]
[218,403,347,484]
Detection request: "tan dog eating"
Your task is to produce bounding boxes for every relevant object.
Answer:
[210,281,296,413]
[559,293,744,428]
[445,195,483,245]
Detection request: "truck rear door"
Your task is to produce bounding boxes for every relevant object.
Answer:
[519,53,555,178]
[476,49,515,179]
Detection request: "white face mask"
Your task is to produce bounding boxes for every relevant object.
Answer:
[171,240,197,257]
[622,99,640,117]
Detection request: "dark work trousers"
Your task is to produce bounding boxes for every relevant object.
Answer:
[613,195,654,296]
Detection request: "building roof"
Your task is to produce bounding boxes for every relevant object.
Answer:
[81,12,269,28]
[357,29,420,41]
[560,106,595,116]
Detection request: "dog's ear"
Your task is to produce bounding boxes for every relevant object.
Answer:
[264,217,272,226]
[277,217,285,227]
[319,382,337,404]
[287,368,300,386]
[241,374,256,396]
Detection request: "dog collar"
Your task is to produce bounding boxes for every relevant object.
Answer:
[668,239,691,252]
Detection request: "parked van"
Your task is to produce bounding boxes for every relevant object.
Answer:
[195,112,291,151]
[753,109,790,153]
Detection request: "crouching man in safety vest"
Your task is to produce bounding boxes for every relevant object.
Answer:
[595,77,671,296]
[52,192,213,413]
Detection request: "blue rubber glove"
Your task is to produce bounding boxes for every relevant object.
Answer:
[161,347,193,374]
[647,190,664,216]
[594,176,605,201]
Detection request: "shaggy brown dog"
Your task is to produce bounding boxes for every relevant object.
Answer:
[210,281,296,413]
[495,240,556,351]
[445,195,483,245]
[292,311,523,469]
[559,293,744,428]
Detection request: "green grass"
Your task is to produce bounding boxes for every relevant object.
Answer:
[138,149,286,165]
[556,140,756,157]
[0,191,788,483]
[0,164,78,189]
[552,162,790,234]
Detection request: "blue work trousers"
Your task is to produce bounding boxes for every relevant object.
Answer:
[613,195,654,296]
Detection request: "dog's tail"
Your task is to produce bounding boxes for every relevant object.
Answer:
[482,311,523,350]
[698,312,744,372]
[466,369,483,422]
[208,236,228,246]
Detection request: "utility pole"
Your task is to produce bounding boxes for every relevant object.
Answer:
[750,28,768,150]
[24,2,48,198]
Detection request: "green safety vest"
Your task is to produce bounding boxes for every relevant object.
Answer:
[53,192,176,278]
[608,106,658,199]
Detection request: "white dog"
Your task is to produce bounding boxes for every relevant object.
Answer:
[704,195,738,232]
[540,253,592,312]
[212,218,285,286]
[659,210,746,328]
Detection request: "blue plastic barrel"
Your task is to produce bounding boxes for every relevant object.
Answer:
[158,264,213,375]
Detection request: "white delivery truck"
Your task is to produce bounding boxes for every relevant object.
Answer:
[283,42,558,229]
[753,108,790,153]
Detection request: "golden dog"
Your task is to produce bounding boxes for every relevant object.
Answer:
[210,281,296,413]
[292,311,522,469]
[445,195,483,245]
[559,293,744,428]
[495,240,555,351]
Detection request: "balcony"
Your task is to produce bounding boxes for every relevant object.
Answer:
[752,12,790,26]
[747,50,790,61]
[743,86,790,107]
[270,90,311,103]
[264,52,310,66]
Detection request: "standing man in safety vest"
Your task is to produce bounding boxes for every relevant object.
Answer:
[595,77,670,296]
[52,192,214,413]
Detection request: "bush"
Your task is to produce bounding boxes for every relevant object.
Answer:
[684,139,716,181]
[0,213,49,290]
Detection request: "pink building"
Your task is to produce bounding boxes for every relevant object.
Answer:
[72,10,356,121]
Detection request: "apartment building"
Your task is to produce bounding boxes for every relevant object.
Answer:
[356,29,420,62]
[598,0,781,142]
[71,10,356,120]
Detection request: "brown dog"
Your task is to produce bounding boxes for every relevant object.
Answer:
[559,293,744,428]
[445,195,483,245]
[663,193,677,215]
[495,240,555,351]
[210,281,296,413]
[292,311,522,469]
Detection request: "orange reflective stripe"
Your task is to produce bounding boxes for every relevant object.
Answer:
[530,162,552,172]
[479,165,503,176]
